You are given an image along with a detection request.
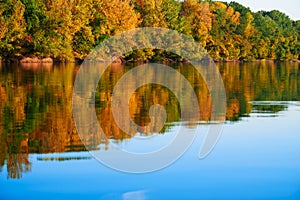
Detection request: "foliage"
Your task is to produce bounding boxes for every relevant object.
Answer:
[0,0,299,61]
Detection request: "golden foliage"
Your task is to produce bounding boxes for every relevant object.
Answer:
[99,0,141,35]
[182,0,213,47]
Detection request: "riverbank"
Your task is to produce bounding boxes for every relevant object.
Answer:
[214,59,300,63]
[1,56,299,65]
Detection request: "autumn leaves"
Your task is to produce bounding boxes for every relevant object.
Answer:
[0,0,299,62]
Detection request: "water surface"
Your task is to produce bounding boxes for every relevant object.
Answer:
[0,61,300,199]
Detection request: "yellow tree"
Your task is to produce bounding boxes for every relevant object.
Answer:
[206,2,241,60]
[0,0,26,58]
[182,0,213,48]
[99,0,141,36]
[132,0,167,27]
[43,0,98,60]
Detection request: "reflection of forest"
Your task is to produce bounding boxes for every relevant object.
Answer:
[219,61,300,120]
[0,61,299,178]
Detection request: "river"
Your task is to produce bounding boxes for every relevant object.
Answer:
[0,61,300,199]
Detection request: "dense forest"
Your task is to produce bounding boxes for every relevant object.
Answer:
[0,0,300,62]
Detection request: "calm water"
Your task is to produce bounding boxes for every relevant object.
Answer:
[1,61,300,199]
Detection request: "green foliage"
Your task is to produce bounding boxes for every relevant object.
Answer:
[0,0,26,58]
[0,0,299,61]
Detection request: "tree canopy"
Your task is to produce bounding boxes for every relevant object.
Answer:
[0,0,299,61]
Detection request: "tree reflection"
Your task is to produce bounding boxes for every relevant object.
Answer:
[0,61,300,178]
[7,154,31,179]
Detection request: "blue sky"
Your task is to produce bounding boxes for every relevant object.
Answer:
[223,0,300,20]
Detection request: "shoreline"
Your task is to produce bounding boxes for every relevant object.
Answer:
[1,56,299,65]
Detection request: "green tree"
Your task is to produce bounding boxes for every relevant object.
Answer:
[0,0,26,59]
[206,2,241,60]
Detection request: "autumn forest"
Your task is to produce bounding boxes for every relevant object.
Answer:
[1,0,300,62]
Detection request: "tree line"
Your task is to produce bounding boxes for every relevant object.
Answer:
[0,0,299,62]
